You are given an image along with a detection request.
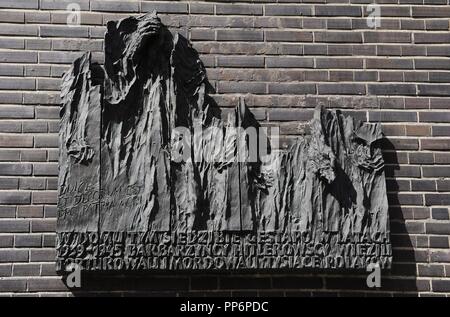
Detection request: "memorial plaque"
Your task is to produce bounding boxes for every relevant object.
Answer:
[56,12,392,272]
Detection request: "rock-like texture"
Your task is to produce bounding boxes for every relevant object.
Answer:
[57,12,391,271]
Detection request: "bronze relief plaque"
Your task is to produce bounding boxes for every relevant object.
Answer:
[56,13,392,272]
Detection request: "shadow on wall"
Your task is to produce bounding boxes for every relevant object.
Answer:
[62,133,418,297]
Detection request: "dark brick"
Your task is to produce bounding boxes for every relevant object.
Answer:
[409,153,433,165]
[377,45,401,56]
[315,31,362,43]
[415,33,450,44]
[383,278,430,292]
[329,71,353,82]
[0,78,35,90]
[432,208,450,220]
[0,135,33,148]
[412,6,450,18]
[31,219,56,233]
[25,11,50,24]
[386,166,419,180]
[32,191,57,205]
[190,29,214,41]
[266,31,312,42]
[141,2,188,14]
[430,236,449,248]
[303,17,326,29]
[427,46,450,57]
[189,3,214,14]
[0,24,38,36]
[406,125,431,136]
[0,235,13,247]
[35,107,59,119]
[265,5,312,17]
[0,220,29,234]
[216,30,263,42]
[217,56,264,68]
[17,205,43,218]
[42,233,56,247]
[327,19,351,30]
[429,72,450,83]
[388,193,423,206]
[402,45,426,56]
[377,97,405,109]
[268,83,316,95]
[0,0,38,9]
[316,58,363,69]
[0,192,31,205]
[368,84,416,96]
[426,20,449,31]
[416,59,450,70]
[389,138,419,150]
[435,153,450,164]
[424,0,447,4]
[318,83,365,95]
[418,84,450,96]
[33,163,58,176]
[0,163,32,176]
[90,1,138,12]
[34,135,57,148]
[430,251,450,262]
[0,264,11,277]
[404,97,429,109]
[394,249,429,263]
[0,178,18,190]
[0,279,27,292]
[423,166,450,177]
[30,249,55,262]
[267,57,314,68]
[315,5,361,17]
[13,264,40,277]
[0,250,28,263]
[0,38,24,49]
[369,111,417,122]
[40,0,89,10]
[218,82,265,94]
[0,64,23,76]
[21,150,46,162]
[365,32,411,43]
[378,5,411,17]
[421,139,450,150]
[420,112,450,123]
[433,280,450,292]
[46,178,58,190]
[366,58,413,69]
[40,26,88,38]
[27,278,67,292]
[328,45,353,56]
[425,194,450,206]
[354,70,377,81]
[379,71,403,82]
[15,233,42,247]
[412,180,436,191]
[216,4,262,15]
[0,206,15,218]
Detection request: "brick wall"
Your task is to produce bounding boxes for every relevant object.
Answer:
[0,0,449,297]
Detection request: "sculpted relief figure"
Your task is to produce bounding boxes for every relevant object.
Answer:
[57,13,391,271]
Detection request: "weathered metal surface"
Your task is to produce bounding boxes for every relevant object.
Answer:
[57,13,391,272]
